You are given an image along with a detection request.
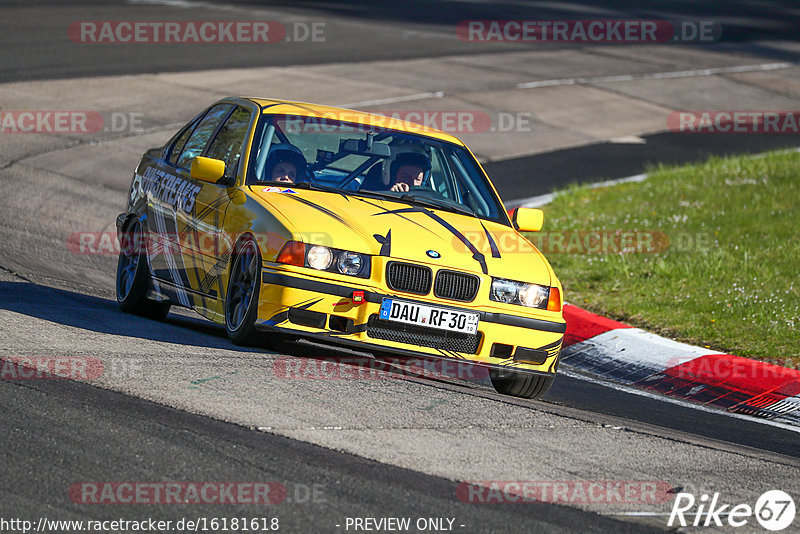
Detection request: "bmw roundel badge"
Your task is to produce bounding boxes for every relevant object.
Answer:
[426,250,441,259]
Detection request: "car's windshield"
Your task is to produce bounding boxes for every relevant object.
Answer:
[247,113,509,225]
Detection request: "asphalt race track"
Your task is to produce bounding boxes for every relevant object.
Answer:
[2,1,800,533]
[3,0,800,82]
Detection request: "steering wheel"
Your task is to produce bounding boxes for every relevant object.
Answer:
[406,185,443,197]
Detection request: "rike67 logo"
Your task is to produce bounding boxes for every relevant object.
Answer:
[669,490,795,531]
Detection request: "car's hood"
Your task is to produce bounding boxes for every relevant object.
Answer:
[249,187,552,285]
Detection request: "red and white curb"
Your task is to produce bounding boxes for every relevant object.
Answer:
[560,305,800,427]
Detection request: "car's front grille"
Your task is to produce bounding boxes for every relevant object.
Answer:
[366,315,481,354]
[434,270,480,302]
[386,262,432,295]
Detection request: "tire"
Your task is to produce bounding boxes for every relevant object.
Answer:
[116,219,171,320]
[225,237,262,345]
[489,368,554,399]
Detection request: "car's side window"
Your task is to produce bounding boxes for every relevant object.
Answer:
[167,118,200,166]
[205,106,252,180]
[175,104,233,170]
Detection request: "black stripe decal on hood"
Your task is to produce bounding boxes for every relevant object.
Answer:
[284,195,372,243]
[480,221,501,259]
[374,206,488,275]
[285,194,349,225]
[356,197,441,237]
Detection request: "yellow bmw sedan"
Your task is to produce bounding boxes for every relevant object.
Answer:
[116,97,565,399]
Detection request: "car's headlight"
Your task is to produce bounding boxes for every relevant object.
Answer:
[518,283,549,308]
[277,241,370,278]
[307,245,333,270]
[490,278,557,310]
[490,278,519,303]
[337,251,363,276]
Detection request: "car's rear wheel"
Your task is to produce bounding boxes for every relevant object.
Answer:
[489,368,554,399]
[225,237,261,345]
[116,219,171,320]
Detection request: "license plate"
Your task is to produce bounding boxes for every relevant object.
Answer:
[379,298,479,334]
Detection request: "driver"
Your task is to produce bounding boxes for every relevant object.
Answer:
[270,160,297,183]
[388,152,430,192]
[263,146,307,184]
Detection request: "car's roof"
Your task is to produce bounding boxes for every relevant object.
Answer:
[242,97,465,145]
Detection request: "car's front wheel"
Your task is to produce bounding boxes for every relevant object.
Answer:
[225,237,262,345]
[489,368,554,399]
[116,219,171,320]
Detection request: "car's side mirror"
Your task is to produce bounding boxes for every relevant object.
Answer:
[190,156,226,184]
[512,207,544,232]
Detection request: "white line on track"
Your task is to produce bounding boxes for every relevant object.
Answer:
[349,62,796,109]
[559,367,800,434]
[127,0,206,7]
[401,28,462,41]
[516,62,794,89]
[505,173,647,208]
[609,512,674,517]
[341,91,446,108]
[611,511,744,517]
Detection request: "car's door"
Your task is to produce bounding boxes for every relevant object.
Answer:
[146,103,233,308]
[187,104,256,317]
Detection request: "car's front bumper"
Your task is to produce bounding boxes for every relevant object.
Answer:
[255,265,565,375]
